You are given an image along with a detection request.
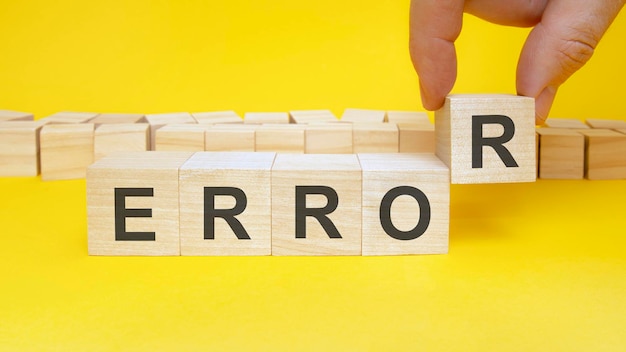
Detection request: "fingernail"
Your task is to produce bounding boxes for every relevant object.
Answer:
[535,86,557,125]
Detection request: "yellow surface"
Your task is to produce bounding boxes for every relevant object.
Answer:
[1,0,626,350]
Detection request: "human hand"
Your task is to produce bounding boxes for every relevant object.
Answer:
[409,0,625,124]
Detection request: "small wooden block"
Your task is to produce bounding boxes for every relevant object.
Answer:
[536,128,584,179]
[435,94,536,184]
[155,124,207,151]
[205,124,257,152]
[94,123,149,161]
[255,124,305,153]
[544,118,589,129]
[271,154,362,256]
[397,123,435,153]
[352,122,398,153]
[179,152,276,256]
[90,113,146,125]
[305,123,353,154]
[385,110,430,124]
[40,123,95,181]
[576,129,626,180]
[87,151,193,255]
[192,111,242,124]
[358,153,449,255]
[341,108,386,123]
[0,109,34,121]
[39,111,99,124]
[0,120,47,176]
[585,118,626,130]
[145,112,196,150]
[289,110,337,124]
[244,112,289,124]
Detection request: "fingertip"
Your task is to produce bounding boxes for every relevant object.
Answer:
[534,86,557,125]
[419,81,446,111]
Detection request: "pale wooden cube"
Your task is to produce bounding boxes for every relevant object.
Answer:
[244,112,289,124]
[255,124,305,153]
[358,153,449,255]
[305,123,353,154]
[94,123,150,161]
[585,118,626,130]
[179,152,275,256]
[205,124,257,152]
[544,118,589,129]
[0,120,47,176]
[39,111,99,124]
[289,110,337,124]
[145,112,196,150]
[271,154,362,256]
[576,129,626,180]
[352,122,398,153]
[192,111,242,124]
[90,113,146,125]
[0,109,34,122]
[397,123,435,153]
[40,123,95,181]
[155,124,207,151]
[87,151,193,255]
[385,110,430,124]
[435,94,536,184]
[536,128,584,179]
[341,108,385,123]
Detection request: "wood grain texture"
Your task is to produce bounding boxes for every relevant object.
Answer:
[244,112,289,124]
[145,112,196,150]
[90,113,146,125]
[289,110,337,124]
[192,111,242,124]
[155,124,207,151]
[0,109,34,121]
[39,111,99,124]
[536,128,584,179]
[341,108,385,123]
[544,118,589,129]
[0,120,47,176]
[271,154,362,256]
[435,94,536,184]
[397,123,435,153]
[385,110,430,124]
[255,124,305,153]
[205,124,257,152]
[305,123,353,154]
[40,123,94,180]
[576,129,626,180]
[179,152,276,256]
[87,151,194,255]
[94,123,149,161]
[585,118,626,130]
[352,122,398,153]
[358,153,449,255]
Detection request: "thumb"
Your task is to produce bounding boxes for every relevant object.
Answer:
[516,0,625,124]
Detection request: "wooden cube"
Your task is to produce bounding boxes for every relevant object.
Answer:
[39,111,99,124]
[244,112,289,124]
[352,122,398,153]
[341,108,385,123]
[358,153,449,255]
[544,118,589,129]
[576,129,626,180]
[305,123,353,154]
[155,124,207,151]
[0,120,47,176]
[255,124,305,153]
[435,94,536,184]
[87,151,193,255]
[179,152,275,256]
[94,123,150,161]
[289,110,337,124]
[205,124,257,152]
[145,112,196,150]
[385,110,430,124]
[397,123,435,153]
[192,111,242,124]
[40,123,95,180]
[90,113,146,125]
[271,154,362,256]
[585,118,626,130]
[536,128,584,179]
[0,109,34,121]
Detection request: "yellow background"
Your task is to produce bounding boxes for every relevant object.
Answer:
[1,0,626,350]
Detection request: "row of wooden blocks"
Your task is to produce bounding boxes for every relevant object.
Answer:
[0,109,434,180]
